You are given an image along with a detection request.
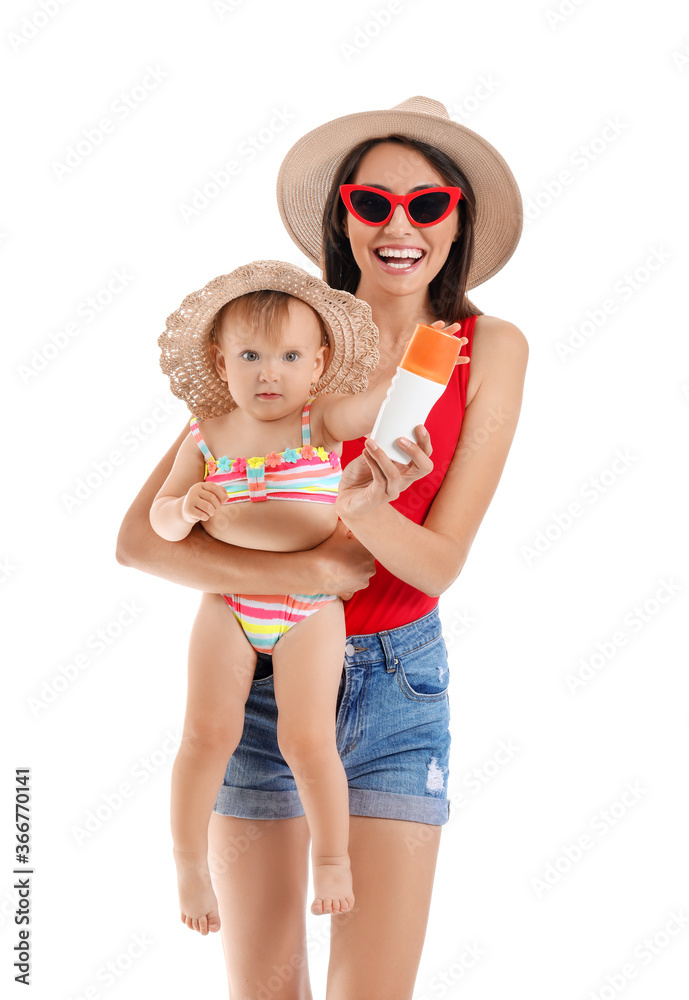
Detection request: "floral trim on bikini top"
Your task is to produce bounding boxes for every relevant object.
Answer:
[207,444,339,476]
[188,398,342,505]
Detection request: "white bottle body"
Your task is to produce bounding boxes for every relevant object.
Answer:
[371,367,446,462]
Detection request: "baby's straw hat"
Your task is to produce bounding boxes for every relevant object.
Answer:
[158,260,379,419]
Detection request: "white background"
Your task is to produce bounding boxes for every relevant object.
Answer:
[2,0,688,997]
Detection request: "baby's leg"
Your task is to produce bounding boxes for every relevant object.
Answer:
[171,592,256,935]
[272,597,354,916]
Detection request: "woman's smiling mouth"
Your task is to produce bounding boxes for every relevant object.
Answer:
[374,245,426,271]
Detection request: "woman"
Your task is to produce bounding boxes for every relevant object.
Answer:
[117,96,528,999]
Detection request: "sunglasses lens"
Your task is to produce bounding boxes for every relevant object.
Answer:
[349,189,392,224]
[408,191,452,225]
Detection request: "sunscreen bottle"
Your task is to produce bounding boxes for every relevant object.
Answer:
[371,323,462,462]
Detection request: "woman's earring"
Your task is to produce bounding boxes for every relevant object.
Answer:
[309,383,318,395]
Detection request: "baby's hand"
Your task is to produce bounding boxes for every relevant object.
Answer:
[182,481,228,523]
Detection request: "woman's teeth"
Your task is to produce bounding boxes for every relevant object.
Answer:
[376,247,424,269]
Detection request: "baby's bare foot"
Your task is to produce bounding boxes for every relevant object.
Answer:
[311,854,355,916]
[173,848,221,934]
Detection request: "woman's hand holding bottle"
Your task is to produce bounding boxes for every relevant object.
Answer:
[335,423,434,521]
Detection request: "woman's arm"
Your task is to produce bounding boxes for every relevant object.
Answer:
[116,424,376,597]
[336,318,528,597]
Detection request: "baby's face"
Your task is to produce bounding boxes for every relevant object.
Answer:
[213,298,328,416]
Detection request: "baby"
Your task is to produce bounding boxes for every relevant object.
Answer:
[151,261,391,933]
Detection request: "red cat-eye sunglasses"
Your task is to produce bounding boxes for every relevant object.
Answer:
[340,184,463,228]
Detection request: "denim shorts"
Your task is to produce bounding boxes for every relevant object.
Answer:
[213,606,451,825]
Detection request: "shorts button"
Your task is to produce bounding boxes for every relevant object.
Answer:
[345,643,356,656]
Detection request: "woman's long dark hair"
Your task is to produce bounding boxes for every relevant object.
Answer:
[322,135,482,322]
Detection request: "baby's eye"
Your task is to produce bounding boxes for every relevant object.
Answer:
[242,351,259,361]
[284,351,300,362]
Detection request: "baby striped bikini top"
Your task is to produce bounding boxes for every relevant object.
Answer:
[189,397,342,505]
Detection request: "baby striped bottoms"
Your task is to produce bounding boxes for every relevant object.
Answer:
[222,591,338,654]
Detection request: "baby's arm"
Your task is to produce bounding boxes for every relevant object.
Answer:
[318,376,395,445]
[149,433,227,542]
[321,321,466,444]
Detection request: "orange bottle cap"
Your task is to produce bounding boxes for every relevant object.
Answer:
[399,324,462,384]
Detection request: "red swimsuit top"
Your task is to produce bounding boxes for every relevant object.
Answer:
[341,315,477,636]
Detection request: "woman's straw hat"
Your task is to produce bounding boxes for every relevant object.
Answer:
[158,260,379,418]
[276,95,523,289]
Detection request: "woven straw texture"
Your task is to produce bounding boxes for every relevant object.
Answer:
[158,260,380,419]
[276,96,523,289]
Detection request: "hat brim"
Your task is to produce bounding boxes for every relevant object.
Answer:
[158,260,379,419]
[276,105,523,290]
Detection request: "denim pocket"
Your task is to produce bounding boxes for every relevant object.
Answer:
[395,632,450,701]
